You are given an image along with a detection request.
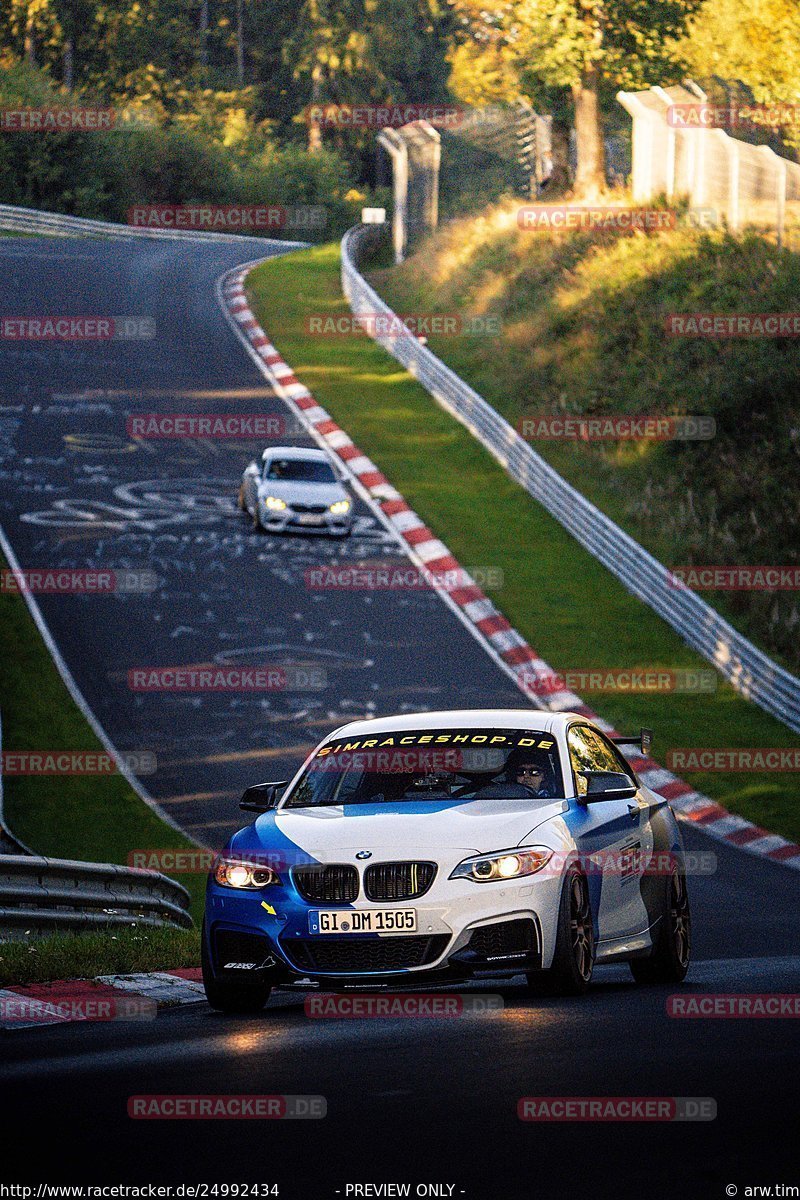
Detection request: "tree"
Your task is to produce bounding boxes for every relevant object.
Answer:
[450,0,702,194]
[678,0,800,149]
[285,0,452,153]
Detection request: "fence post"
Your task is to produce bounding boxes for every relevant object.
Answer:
[693,130,706,207]
[777,154,787,250]
[377,129,408,264]
[725,131,739,232]
[616,93,656,201]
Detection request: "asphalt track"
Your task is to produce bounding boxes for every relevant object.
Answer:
[0,234,528,846]
[1,235,799,1199]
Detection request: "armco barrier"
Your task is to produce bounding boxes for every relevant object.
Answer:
[0,202,307,248]
[341,224,800,734]
[0,855,193,940]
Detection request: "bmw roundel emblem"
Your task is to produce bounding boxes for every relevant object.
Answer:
[355,850,372,860]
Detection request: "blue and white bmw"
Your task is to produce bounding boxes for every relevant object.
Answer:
[202,710,691,1011]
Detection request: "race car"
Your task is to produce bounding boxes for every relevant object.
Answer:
[238,445,353,536]
[202,709,691,1012]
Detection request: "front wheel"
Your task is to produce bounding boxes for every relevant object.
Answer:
[201,923,272,1014]
[629,866,691,985]
[526,865,594,996]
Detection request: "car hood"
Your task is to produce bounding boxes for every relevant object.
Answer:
[229,797,569,863]
[256,479,346,506]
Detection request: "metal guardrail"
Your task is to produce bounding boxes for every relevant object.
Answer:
[0,202,307,248]
[1,709,191,936]
[341,223,800,734]
[0,855,193,940]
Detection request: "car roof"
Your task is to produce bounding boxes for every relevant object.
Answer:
[261,445,328,462]
[325,709,588,741]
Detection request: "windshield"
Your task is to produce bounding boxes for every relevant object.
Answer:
[265,458,336,483]
[282,728,564,808]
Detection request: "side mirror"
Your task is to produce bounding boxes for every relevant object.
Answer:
[579,771,637,802]
[240,781,288,813]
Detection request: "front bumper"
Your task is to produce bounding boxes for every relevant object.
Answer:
[205,867,563,986]
[261,507,352,535]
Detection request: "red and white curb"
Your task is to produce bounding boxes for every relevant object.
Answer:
[218,263,800,872]
[0,969,205,1030]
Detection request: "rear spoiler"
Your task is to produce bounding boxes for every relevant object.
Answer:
[611,728,652,757]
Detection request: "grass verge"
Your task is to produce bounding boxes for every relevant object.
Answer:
[0,545,206,921]
[247,242,800,844]
[0,926,200,988]
[368,201,800,675]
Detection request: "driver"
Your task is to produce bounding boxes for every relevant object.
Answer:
[515,761,553,798]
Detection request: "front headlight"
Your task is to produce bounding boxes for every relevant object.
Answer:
[329,499,351,515]
[213,857,282,889]
[449,846,553,883]
[264,496,287,511]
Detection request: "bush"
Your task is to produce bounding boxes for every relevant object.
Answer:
[0,61,370,239]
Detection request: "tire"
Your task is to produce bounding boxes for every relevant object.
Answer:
[201,923,272,1014]
[526,865,594,996]
[629,865,691,985]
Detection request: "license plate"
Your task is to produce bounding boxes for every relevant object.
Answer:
[308,909,417,935]
[298,513,324,526]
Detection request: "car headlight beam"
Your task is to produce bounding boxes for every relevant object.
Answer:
[450,846,553,883]
[264,495,287,511]
[329,499,351,515]
[213,857,282,889]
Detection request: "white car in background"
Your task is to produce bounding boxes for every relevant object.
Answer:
[239,445,353,536]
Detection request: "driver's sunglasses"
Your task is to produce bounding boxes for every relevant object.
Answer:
[518,767,543,776]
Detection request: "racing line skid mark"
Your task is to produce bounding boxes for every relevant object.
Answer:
[216,259,800,872]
